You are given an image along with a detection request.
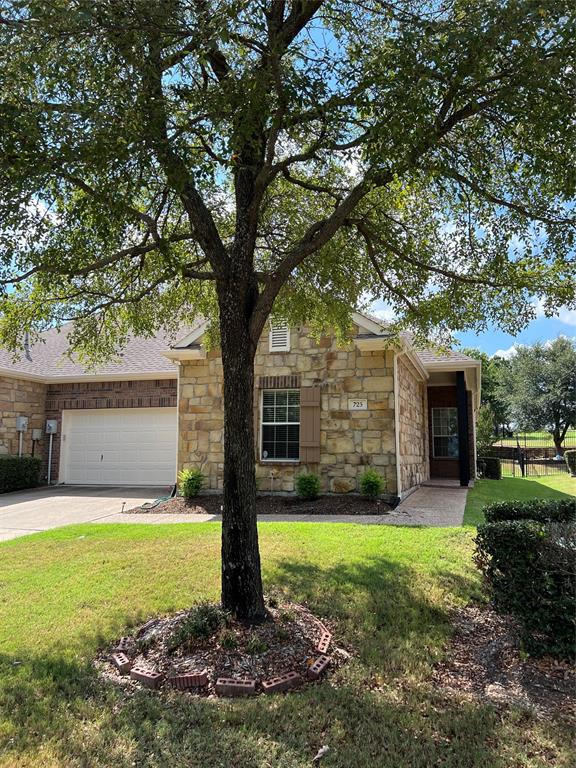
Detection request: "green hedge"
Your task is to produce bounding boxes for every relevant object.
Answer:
[565,449,576,476]
[476,519,575,658]
[484,498,576,524]
[0,455,42,493]
[477,456,502,480]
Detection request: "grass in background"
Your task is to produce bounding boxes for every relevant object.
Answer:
[464,475,576,526]
[494,429,576,447]
[0,522,572,767]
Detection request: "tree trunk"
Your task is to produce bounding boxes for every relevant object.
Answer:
[217,282,266,623]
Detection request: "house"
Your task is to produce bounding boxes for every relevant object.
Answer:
[0,312,480,501]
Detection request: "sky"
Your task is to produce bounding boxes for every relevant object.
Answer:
[370,299,576,358]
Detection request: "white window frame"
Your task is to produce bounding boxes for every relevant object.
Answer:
[431,406,459,458]
[268,321,290,352]
[260,389,300,462]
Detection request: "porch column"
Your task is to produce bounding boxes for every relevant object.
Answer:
[456,371,470,487]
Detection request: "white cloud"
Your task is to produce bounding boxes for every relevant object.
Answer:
[370,304,396,322]
[533,297,576,327]
[558,307,576,326]
[492,344,519,360]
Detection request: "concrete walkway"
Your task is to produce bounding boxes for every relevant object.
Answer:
[0,483,468,542]
[0,486,165,541]
[391,484,468,526]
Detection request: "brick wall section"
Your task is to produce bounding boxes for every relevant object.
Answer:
[0,376,47,458]
[45,379,177,482]
[397,356,429,494]
[178,326,398,494]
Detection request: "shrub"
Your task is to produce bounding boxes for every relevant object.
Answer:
[477,456,502,480]
[483,498,575,524]
[0,455,42,493]
[167,602,226,650]
[295,472,320,500]
[476,520,575,658]
[218,629,238,650]
[244,634,268,655]
[359,468,385,498]
[565,449,576,477]
[178,467,204,498]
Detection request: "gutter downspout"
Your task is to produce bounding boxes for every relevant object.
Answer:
[393,352,402,500]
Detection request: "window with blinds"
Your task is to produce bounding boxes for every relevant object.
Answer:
[269,321,290,352]
[261,389,300,460]
[432,407,459,458]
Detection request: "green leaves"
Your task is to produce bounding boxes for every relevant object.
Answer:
[0,0,574,360]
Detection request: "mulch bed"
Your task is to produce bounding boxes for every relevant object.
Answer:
[125,494,391,516]
[97,599,350,698]
[432,605,575,721]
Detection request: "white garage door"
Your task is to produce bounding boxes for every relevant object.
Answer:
[60,408,177,486]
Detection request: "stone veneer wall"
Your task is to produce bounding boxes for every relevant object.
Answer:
[0,376,47,458]
[396,356,429,495]
[45,379,177,482]
[178,326,398,494]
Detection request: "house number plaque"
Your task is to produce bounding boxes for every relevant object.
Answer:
[348,399,368,410]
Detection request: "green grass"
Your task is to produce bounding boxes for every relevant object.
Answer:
[0,522,572,767]
[464,475,576,526]
[494,429,576,447]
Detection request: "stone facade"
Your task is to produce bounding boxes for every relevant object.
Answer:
[178,326,399,495]
[396,355,429,494]
[43,378,177,482]
[0,376,47,458]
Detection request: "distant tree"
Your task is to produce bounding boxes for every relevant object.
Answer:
[476,404,497,455]
[462,348,511,434]
[503,338,576,452]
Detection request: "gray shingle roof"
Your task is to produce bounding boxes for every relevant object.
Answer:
[414,348,479,367]
[0,323,179,379]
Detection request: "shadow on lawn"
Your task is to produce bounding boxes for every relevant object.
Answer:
[0,556,511,767]
[0,651,506,768]
[266,554,480,675]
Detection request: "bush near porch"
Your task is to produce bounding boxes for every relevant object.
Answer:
[476,507,575,659]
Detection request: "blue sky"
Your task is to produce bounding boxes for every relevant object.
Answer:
[370,299,576,358]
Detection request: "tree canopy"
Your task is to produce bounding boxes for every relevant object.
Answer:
[501,337,576,450]
[0,0,575,355]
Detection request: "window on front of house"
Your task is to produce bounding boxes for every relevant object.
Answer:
[432,407,459,458]
[261,389,300,460]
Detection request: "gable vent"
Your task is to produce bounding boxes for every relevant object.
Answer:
[269,321,290,352]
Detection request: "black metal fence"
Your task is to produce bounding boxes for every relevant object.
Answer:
[488,430,575,477]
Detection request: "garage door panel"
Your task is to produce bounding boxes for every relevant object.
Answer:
[62,408,177,486]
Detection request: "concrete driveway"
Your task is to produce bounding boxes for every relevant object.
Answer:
[0,486,166,542]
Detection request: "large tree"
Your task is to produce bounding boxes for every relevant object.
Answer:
[1,1,575,621]
[502,337,576,452]
[462,348,511,434]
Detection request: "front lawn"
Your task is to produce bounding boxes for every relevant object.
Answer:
[0,522,572,767]
[464,475,576,526]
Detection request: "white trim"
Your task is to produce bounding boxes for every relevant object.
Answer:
[352,311,390,335]
[259,388,300,462]
[172,321,209,348]
[162,347,206,361]
[0,367,177,384]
